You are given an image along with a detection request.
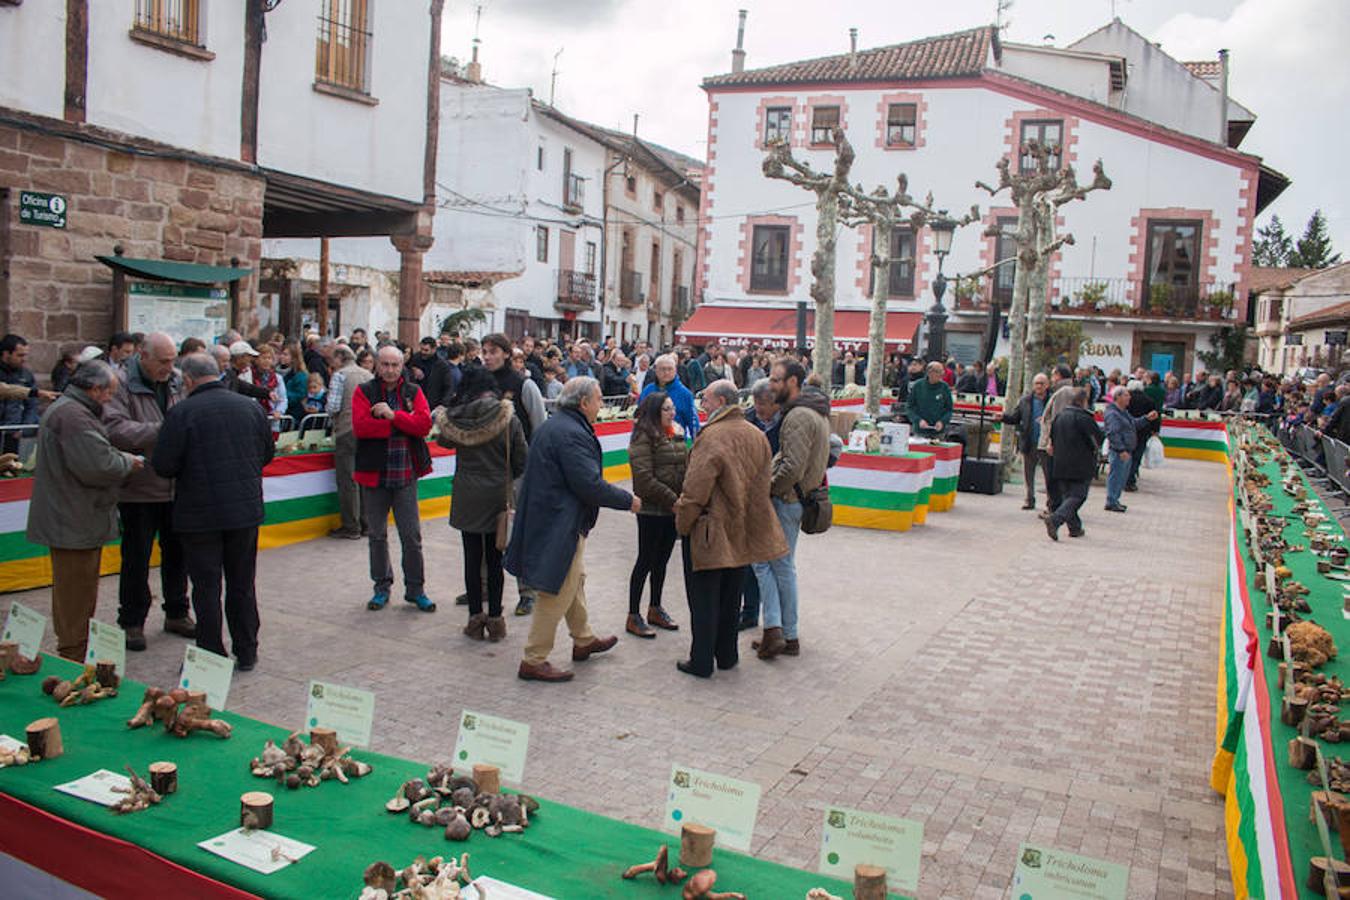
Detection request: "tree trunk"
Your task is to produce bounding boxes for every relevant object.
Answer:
[999,216,1035,472]
[812,193,839,386]
[1022,200,1053,391]
[865,219,892,416]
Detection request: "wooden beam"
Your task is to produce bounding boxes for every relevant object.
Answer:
[64,0,88,123]
[424,0,445,208]
[317,237,330,338]
[241,0,262,163]
[262,209,419,240]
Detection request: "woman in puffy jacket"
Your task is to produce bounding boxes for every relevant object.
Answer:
[625,391,688,638]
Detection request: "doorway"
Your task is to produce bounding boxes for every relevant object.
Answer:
[1139,339,1186,376]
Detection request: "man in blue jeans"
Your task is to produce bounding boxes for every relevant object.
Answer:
[752,360,830,659]
[1102,385,1157,512]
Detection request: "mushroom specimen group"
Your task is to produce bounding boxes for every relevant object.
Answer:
[109,765,164,815]
[42,666,118,708]
[248,730,372,789]
[385,768,538,842]
[0,641,41,679]
[620,846,744,899]
[360,853,472,900]
[127,686,233,738]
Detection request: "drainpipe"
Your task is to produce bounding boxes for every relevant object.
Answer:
[1217,48,1229,145]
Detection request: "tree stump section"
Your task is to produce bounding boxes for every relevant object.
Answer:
[1290,736,1319,770]
[0,641,18,673]
[149,761,178,795]
[472,763,501,794]
[1306,855,1350,891]
[240,791,274,830]
[680,823,716,868]
[26,717,62,760]
[1282,696,1309,727]
[854,864,888,900]
[94,660,119,689]
[310,727,339,757]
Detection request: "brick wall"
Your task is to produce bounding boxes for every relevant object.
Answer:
[0,123,264,373]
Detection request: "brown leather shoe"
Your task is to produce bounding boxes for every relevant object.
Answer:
[782,638,800,656]
[463,613,488,640]
[754,626,786,660]
[485,616,506,642]
[646,606,679,631]
[163,616,196,638]
[517,660,574,682]
[572,634,618,661]
[626,614,655,638]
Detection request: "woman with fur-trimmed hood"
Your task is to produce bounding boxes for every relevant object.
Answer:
[435,367,527,642]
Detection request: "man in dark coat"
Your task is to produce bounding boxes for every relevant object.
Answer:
[152,353,274,670]
[408,337,452,411]
[1124,379,1159,493]
[997,372,1050,510]
[506,376,638,682]
[1044,388,1103,541]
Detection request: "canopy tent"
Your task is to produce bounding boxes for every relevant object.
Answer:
[94,256,252,284]
[677,305,923,351]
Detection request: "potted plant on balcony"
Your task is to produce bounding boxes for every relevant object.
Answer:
[1203,289,1235,319]
[1075,280,1108,311]
[953,276,976,309]
[1148,282,1173,316]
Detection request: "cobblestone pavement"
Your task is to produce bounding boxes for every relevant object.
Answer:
[7,457,1233,899]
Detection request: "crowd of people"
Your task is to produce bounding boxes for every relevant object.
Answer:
[15,320,1342,678]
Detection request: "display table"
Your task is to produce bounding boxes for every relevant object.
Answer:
[912,440,960,512]
[0,657,854,899]
[829,452,936,532]
[1212,425,1342,898]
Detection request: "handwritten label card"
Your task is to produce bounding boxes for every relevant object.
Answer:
[2,602,46,658]
[180,645,234,709]
[1011,844,1129,900]
[663,764,761,852]
[84,620,125,676]
[198,827,316,875]
[305,680,374,748]
[454,710,530,785]
[818,807,923,893]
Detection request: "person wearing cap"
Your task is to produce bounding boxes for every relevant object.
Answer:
[223,340,272,402]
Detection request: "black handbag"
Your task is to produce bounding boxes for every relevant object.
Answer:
[794,480,833,535]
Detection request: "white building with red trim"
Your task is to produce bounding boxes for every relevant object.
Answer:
[686,19,1289,377]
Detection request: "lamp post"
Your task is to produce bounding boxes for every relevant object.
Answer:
[924,212,956,363]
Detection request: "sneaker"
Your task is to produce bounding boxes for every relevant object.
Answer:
[406,593,437,613]
[125,627,147,652]
[163,616,196,638]
[646,606,679,631]
[514,596,534,616]
[367,592,389,611]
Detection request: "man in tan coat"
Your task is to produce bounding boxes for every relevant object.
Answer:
[674,380,787,678]
[325,345,373,538]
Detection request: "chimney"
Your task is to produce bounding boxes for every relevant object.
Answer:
[731,9,747,73]
[466,40,482,83]
[849,28,858,70]
[1218,48,1230,146]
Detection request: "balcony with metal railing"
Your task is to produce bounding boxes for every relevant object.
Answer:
[619,269,644,308]
[672,285,690,322]
[953,277,1239,323]
[555,270,596,312]
[315,7,373,96]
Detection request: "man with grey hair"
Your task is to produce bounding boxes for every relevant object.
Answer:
[739,376,782,630]
[27,360,141,661]
[325,344,373,538]
[637,352,698,438]
[506,376,639,682]
[153,353,274,670]
[1102,383,1157,512]
[104,332,195,650]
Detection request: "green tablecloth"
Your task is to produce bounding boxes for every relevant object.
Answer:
[0,657,856,899]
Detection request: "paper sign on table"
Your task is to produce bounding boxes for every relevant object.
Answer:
[463,877,555,900]
[84,620,125,676]
[198,827,316,875]
[0,734,23,753]
[2,602,46,658]
[454,709,530,784]
[305,680,374,748]
[54,769,132,807]
[1011,843,1129,899]
[179,645,233,709]
[663,764,761,852]
[818,807,923,893]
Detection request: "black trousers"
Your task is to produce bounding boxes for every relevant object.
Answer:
[116,501,189,629]
[628,514,679,614]
[1039,450,1060,510]
[681,539,742,677]
[180,527,260,662]
[1049,479,1090,533]
[461,531,504,617]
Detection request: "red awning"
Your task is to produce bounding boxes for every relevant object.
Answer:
[677,306,923,351]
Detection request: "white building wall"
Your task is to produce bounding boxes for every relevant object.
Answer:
[84,0,243,160]
[703,82,1253,315]
[0,2,66,118]
[255,1,426,202]
[999,46,1114,106]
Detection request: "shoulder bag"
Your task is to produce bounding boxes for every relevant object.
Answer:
[495,424,515,551]
[795,478,833,535]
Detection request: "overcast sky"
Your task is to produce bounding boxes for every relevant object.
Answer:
[443,0,1349,253]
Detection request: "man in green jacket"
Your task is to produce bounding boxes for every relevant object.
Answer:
[906,361,955,438]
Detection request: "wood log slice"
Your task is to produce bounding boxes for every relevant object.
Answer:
[0,641,17,673]
[472,763,501,794]
[1282,696,1309,727]
[240,791,274,830]
[1306,855,1350,891]
[25,717,62,760]
[309,726,340,757]
[149,761,178,795]
[94,660,119,689]
[1291,736,1320,770]
[680,822,716,868]
[853,863,888,900]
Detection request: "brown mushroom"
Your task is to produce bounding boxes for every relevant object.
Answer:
[683,868,716,900]
[622,845,671,881]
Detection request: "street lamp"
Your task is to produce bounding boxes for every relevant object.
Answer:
[925,212,956,363]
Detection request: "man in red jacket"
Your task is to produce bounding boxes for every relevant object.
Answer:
[353,345,435,612]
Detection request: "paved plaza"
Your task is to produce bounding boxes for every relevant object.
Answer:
[8,457,1233,899]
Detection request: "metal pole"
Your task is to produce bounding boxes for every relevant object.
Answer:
[796,300,808,352]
